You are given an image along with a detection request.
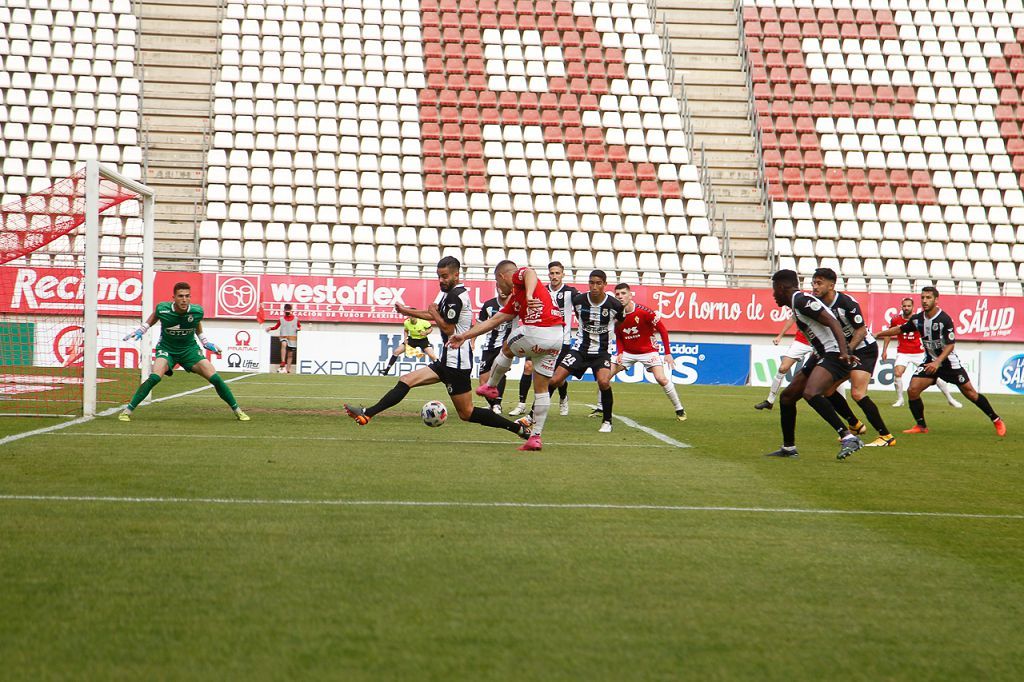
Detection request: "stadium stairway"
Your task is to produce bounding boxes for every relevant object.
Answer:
[138,0,222,261]
[660,0,771,279]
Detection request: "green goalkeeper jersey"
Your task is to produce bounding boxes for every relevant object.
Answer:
[156,301,204,351]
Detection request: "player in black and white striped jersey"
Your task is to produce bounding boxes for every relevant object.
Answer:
[767,269,865,460]
[344,257,529,442]
[547,261,579,416]
[876,286,1006,437]
[548,269,624,432]
[478,288,513,413]
[810,268,895,448]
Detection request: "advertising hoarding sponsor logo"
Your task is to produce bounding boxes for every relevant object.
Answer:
[5,267,142,315]
[215,275,260,317]
[1000,354,1024,393]
[33,323,140,369]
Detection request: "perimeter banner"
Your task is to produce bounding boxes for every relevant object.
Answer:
[2,266,1022,341]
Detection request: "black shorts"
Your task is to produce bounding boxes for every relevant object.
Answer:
[479,348,502,375]
[801,352,852,383]
[407,337,431,350]
[559,350,612,379]
[428,361,473,396]
[912,362,971,386]
[555,344,572,366]
[851,342,879,375]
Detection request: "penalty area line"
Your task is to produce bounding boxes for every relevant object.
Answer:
[586,404,690,449]
[0,494,1020,521]
[0,373,257,448]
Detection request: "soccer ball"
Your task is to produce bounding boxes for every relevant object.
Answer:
[421,400,448,427]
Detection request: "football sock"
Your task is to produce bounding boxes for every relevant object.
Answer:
[386,354,399,369]
[366,381,410,417]
[127,373,162,410]
[487,352,514,387]
[518,371,532,401]
[600,387,613,422]
[827,393,860,427]
[209,373,239,410]
[663,381,683,411]
[767,371,785,404]
[780,399,797,447]
[855,396,889,435]
[532,392,551,436]
[469,407,522,434]
[909,398,927,427]
[969,393,999,421]
[894,374,905,402]
[557,383,568,401]
[936,379,956,402]
[807,394,849,436]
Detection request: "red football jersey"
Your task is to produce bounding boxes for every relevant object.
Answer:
[500,267,564,327]
[889,311,923,354]
[615,304,671,354]
[794,329,809,345]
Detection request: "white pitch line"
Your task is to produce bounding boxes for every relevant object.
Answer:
[40,432,673,449]
[0,494,1020,520]
[586,404,690,449]
[0,373,257,448]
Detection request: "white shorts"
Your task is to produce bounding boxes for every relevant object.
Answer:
[783,339,814,360]
[506,325,563,377]
[894,352,926,368]
[615,351,663,370]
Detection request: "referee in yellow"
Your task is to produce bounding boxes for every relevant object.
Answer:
[380,315,438,375]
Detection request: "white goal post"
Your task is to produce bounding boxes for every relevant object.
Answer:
[82,160,156,416]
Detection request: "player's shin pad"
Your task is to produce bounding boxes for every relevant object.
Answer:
[367,381,411,417]
[519,372,532,401]
[827,393,859,426]
[780,399,797,447]
[531,393,551,436]
[469,407,521,433]
[128,373,162,410]
[209,373,238,410]
[600,387,613,422]
[970,393,999,421]
[663,382,683,410]
[909,398,927,427]
[488,352,514,386]
[807,394,848,435]
[855,396,889,435]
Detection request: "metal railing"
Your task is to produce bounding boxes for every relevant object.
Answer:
[134,0,150,182]
[150,251,1023,296]
[155,252,762,288]
[645,0,734,280]
[734,0,775,272]
[699,142,735,281]
[193,0,228,256]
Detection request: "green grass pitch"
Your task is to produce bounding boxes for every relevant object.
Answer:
[1,373,1022,680]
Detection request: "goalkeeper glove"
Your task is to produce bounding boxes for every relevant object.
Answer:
[199,335,221,355]
[123,323,149,342]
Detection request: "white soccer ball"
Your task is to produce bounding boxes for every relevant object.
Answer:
[421,400,448,427]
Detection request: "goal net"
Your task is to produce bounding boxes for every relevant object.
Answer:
[0,162,155,417]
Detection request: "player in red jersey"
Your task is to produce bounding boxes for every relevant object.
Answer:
[754,317,815,410]
[448,260,563,451]
[884,297,962,409]
[610,283,687,420]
